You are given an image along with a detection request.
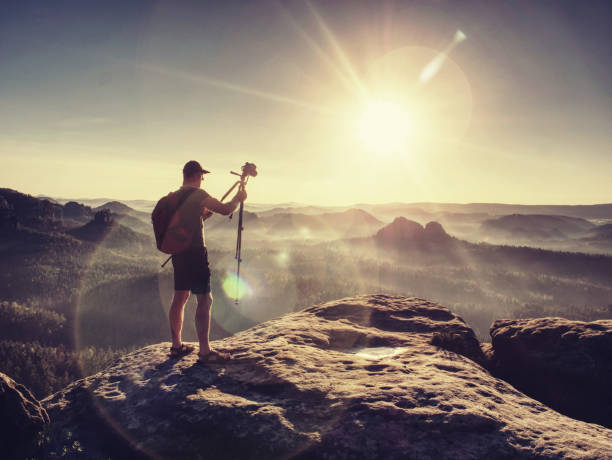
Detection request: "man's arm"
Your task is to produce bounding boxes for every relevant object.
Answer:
[201,192,245,216]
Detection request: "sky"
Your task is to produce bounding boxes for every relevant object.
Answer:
[1,0,611,205]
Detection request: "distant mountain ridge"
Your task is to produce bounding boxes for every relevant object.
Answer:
[584,224,612,240]
[1,188,63,231]
[19,190,612,251]
[340,217,612,284]
[10,186,612,284]
[252,208,384,239]
[49,197,156,213]
[1,189,152,249]
[46,194,612,220]
[481,214,596,240]
[321,208,383,227]
[361,202,612,220]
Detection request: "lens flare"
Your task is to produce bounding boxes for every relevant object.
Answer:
[276,250,290,266]
[454,30,467,43]
[299,227,312,238]
[419,29,467,84]
[222,273,252,300]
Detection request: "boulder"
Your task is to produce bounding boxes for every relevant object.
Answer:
[488,317,612,428]
[43,296,611,459]
[0,372,49,458]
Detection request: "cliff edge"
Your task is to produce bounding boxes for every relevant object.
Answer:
[42,295,611,459]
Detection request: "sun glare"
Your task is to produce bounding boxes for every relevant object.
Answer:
[222,273,252,300]
[357,100,412,154]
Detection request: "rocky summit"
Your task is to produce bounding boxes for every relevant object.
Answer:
[43,295,612,459]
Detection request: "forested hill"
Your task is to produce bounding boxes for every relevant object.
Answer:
[0,189,161,399]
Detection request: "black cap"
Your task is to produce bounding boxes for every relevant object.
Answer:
[183,160,210,177]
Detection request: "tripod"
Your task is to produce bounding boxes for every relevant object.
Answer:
[225,169,251,304]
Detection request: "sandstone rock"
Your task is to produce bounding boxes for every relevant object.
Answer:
[1,372,49,458]
[424,221,452,242]
[376,217,425,242]
[375,218,454,251]
[488,317,612,428]
[43,296,612,459]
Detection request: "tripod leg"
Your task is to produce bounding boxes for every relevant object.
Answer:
[234,199,245,303]
[221,180,241,203]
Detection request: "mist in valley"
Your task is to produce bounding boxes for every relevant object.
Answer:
[2,189,611,398]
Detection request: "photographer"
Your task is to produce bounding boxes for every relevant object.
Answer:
[168,160,246,363]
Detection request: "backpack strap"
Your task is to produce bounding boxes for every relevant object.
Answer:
[162,188,196,238]
[176,188,197,210]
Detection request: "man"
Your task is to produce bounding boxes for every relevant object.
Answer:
[169,160,247,362]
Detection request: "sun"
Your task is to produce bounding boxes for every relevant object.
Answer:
[357,100,412,154]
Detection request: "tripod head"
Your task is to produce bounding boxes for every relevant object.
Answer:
[241,162,257,179]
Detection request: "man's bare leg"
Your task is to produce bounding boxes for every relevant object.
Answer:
[195,292,213,355]
[169,290,190,348]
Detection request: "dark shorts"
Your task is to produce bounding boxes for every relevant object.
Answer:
[171,246,211,294]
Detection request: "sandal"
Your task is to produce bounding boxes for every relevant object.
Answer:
[169,344,195,358]
[197,350,232,364]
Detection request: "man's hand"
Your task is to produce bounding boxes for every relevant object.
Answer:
[235,189,247,202]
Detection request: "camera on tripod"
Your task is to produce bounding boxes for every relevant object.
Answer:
[231,162,257,181]
[240,162,257,179]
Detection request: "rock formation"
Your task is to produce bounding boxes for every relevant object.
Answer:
[375,218,453,250]
[487,317,612,428]
[67,210,151,250]
[42,295,612,459]
[1,372,49,459]
[376,217,424,241]
[424,221,452,242]
[93,209,114,226]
